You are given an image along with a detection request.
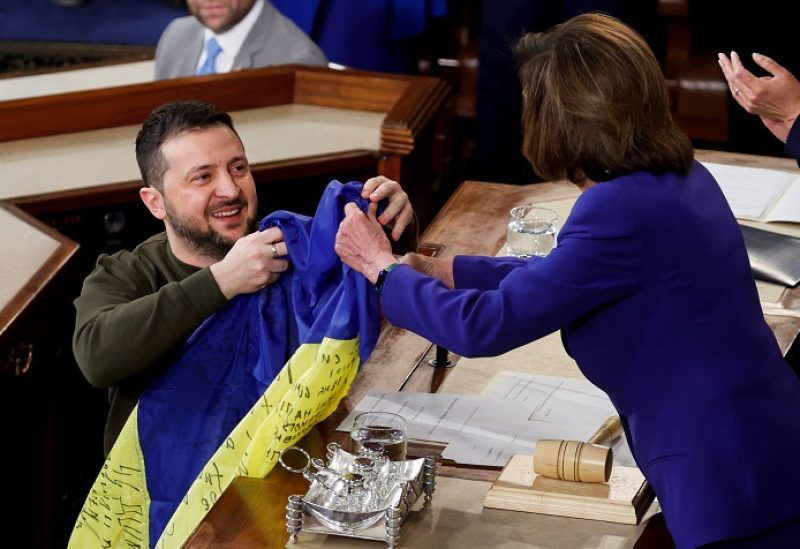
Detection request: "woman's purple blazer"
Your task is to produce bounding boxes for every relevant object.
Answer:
[380,161,800,548]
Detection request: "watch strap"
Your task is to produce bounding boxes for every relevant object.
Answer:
[374,263,399,295]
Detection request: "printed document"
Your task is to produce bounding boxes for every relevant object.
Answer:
[340,372,634,467]
[701,162,800,223]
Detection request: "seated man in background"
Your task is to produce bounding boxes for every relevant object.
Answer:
[155,0,327,79]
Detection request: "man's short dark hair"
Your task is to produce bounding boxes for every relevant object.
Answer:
[135,100,238,190]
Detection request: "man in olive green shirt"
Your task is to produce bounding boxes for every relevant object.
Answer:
[73,100,416,455]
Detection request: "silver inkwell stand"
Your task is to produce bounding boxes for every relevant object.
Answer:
[280,442,436,547]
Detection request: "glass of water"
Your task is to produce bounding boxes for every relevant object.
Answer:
[506,204,558,258]
[350,411,407,461]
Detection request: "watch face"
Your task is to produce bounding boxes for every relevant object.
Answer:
[375,264,399,295]
[375,265,393,295]
[375,271,387,295]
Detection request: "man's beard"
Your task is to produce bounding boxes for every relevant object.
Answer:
[164,197,257,261]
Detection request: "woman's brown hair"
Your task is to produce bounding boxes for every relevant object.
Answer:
[515,13,693,184]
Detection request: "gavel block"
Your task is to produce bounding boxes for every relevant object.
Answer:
[531,469,612,499]
[483,417,654,524]
[483,454,653,524]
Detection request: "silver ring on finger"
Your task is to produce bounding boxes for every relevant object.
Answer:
[271,243,279,259]
[734,88,740,96]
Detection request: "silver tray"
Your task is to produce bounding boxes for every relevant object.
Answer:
[283,445,436,547]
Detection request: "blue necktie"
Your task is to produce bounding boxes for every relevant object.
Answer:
[196,37,222,75]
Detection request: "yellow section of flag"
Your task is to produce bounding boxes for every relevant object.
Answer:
[69,406,151,548]
[70,336,360,549]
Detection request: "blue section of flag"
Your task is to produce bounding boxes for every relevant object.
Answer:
[137,180,379,545]
[262,180,382,363]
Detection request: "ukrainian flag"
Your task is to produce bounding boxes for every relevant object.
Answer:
[69,181,381,548]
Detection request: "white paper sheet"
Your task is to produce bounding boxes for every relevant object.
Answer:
[482,372,636,467]
[339,373,636,467]
[701,161,800,222]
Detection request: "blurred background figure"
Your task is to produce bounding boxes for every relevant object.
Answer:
[154,0,326,79]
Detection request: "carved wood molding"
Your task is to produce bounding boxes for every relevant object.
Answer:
[0,65,450,154]
[0,203,78,342]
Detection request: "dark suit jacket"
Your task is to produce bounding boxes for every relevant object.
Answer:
[380,161,800,548]
[786,119,800,165]
[154,0,326,80]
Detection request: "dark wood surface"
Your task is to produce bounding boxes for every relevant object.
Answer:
[184,431,329,548]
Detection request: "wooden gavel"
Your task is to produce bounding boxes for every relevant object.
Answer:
[533,416,623,483]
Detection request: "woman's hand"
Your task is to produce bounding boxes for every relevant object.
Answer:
[335,202,396,283]
[400,253,455,289]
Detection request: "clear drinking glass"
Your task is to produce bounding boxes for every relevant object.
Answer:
[506,204,558,258]
[350,411,407,461]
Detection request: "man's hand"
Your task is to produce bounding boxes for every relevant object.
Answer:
[362,176,414,241]
[209,227,289,299]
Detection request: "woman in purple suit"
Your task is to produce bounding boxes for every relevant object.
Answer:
[336,13,800,549]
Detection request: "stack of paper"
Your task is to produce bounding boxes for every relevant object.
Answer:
[339,372,634,468]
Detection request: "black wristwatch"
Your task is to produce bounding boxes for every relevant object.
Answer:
[374,263,399,295]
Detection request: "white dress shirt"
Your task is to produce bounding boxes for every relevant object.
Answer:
[195,0,265,74]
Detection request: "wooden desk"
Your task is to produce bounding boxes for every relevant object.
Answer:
[184,149,800,548]
[0,59,154,101]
